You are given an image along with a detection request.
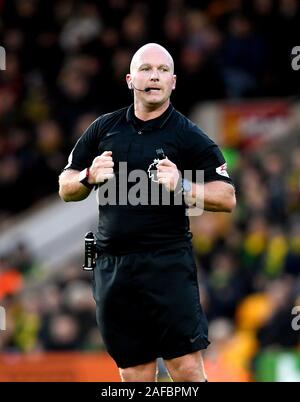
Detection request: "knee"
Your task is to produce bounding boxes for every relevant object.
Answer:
[166,354,206,382]
[172,362,203,382]
[120,367,139,382]
[120,364,156,382]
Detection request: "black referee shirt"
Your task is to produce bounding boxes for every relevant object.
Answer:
[64,104,233,254]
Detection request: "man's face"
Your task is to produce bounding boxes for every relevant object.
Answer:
[126,47,176,107]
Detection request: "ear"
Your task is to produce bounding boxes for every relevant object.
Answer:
[172,75,177,90]
[126,74,132,90]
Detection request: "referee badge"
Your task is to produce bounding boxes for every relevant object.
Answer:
[216,163,229,178]
[147,158,160,183]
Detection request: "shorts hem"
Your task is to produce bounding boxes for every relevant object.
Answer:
[115,338,210,368]
[115,353,158,369]
[161,338,210,361]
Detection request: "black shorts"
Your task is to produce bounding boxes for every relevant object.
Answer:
[92,245,210,368]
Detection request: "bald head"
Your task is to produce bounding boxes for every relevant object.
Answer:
[130,43,174,74]
[126,43,176,110]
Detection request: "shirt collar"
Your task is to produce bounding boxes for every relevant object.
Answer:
[126,103,174,131]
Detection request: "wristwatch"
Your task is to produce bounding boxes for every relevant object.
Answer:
[174,178,192,196]
[79,167,94,190]
[182,178,192,195]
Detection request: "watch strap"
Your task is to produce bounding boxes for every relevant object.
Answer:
[79,168,94,190]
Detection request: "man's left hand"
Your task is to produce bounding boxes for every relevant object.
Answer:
[157,158,180,192]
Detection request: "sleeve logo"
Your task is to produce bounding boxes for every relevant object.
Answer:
[216,163,229,178]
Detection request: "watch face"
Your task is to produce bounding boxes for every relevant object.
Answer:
[182,179,191,193]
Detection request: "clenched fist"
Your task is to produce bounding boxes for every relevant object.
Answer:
[89,151,115,184]
[157,158,180,192]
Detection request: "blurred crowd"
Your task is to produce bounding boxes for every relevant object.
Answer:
[1,0,300,381]
[191,148,300,378]
[1,0,300,215]
[0,253,103,352]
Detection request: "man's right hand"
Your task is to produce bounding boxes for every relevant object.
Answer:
[89,151,115,184]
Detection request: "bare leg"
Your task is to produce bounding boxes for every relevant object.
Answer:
[164,351,207,382]
[119,360,158,382]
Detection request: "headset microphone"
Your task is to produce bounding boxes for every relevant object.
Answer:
[130,83,151,92]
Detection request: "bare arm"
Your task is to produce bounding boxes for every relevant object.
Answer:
[187,180,236,212]
[59,169,91,202]
[157,159,236,213]
[59,151,114,202]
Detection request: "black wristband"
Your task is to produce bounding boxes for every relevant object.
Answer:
[79,168,94,190]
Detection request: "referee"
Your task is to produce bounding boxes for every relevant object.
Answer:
[59,43,236,382]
